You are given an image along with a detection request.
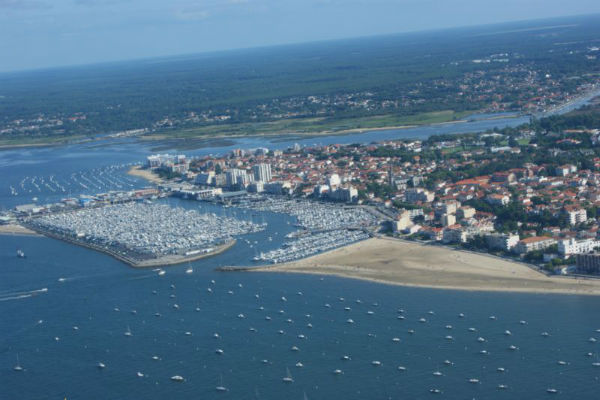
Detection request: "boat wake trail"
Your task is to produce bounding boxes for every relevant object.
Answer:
[0,287,48,302]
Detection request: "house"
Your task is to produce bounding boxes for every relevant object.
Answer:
[513,236,556,254]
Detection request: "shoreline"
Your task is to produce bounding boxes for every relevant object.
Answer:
[219,237,600,296]
[127,165,164,184]
[0,224,41,237]
[22,221,236,268]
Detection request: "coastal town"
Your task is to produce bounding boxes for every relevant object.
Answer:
[132,112,600,275]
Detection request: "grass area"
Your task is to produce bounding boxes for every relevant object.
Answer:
[0,134,89,149]
[148,110,473,140]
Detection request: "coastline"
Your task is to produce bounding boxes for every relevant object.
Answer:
[222,237,600,296]
[0,224,41,236]
[127,165,164,184]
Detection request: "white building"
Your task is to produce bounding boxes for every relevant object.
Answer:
[404,188,435,204]
[485,233,520,251]
[557,238,600,256]
[226,169,250,187]
[328,173,341,189]
[564,207,587,226]
[513,236,556,254]
[252,163,272,183]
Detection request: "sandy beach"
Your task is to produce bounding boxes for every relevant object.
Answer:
[0,224,40,236]
[250,237,600,295]
[127,165,164,184]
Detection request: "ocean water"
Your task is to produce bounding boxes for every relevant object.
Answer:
[2,232,600,400]
[2,107,600,399]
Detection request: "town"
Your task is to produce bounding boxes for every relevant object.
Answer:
[136,113,600,275]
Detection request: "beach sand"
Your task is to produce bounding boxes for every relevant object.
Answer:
[0,224,40,236]
[127,166,163,184]
[253,237,600,295]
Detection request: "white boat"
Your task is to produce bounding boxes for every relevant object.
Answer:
[185,267,193,274]
[433,371,443,376]
[504,330,512,336]
[498,384,508,390]
[171,375,184,382]
[546,388,558,394]
[124,326,132,337]
[295,362,303,368]
[215,349,224,355]
[497,367,506,372]
[371,360,381,366]
[137,372,144,377]
[13,355,23,372]
[216,375,228,392]
[282,368,294,383]
[158,269,166,276]
[469,378,480,384]
[333,369,343,375]
[398,366,407,371]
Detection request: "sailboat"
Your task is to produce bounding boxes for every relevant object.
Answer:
[13,354,23,371]
[124,326,133,337]
[282,367,294,383]
[215,374,228,392]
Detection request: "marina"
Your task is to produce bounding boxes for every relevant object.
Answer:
[26,202,264,267]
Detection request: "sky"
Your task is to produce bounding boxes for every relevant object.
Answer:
[1,0,600,73]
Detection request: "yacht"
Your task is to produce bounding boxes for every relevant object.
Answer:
[137,372,144,377]
[497,367,506,372]
[185,267,193,274]
[433,371,443,376]
[295,362,303,368]
[96,362,105,369]
[497,384,508,390]
[371,360,382,366]
[398,366,407,371]
[504,330,512,336]
[157,269,166,276]
[215,349,224,355]
[546,388,558,394]
[216,375,228,392]
[282,368,294,383]
[124,326,132,337]
[171,375,184,382]
[16,249,26,258]
[333,369,343,375]
[469,378,480,384]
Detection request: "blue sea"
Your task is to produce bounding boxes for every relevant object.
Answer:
[2,113,600,399]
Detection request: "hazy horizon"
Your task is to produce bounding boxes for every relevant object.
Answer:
[1,0,600,73]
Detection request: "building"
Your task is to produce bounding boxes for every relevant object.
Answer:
[329,186,358,203]
[555,164,577,177]
[442,225,467,243]
[328,173,341,189]
[575,253,600,274]
[252,163,272,183]
[485,233,520,251]
[441,213,456,227]
[513,236,556,254]
[404,188,434,204]
[557,238,600,256]
[247,182,264,193]
[393,211,413,232]
[564,207,587,226]
[457,206,476,220]
[485,193,510,206]
[264,181,292,195]
[226,169,250,187]
[195,172,215,186]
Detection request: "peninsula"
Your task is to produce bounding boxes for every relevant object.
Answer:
[245,237,600,295]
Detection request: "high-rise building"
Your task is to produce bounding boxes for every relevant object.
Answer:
[252,163,272,183]
[226,169,250,187]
